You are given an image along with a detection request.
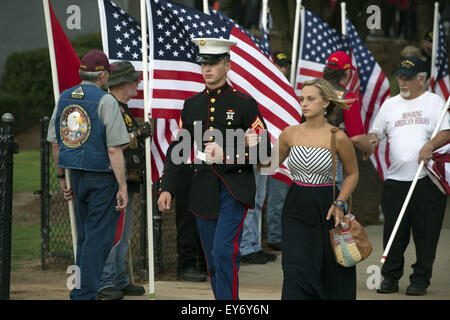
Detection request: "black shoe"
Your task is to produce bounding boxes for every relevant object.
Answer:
[257,250,277,262]
[121,284,145,296]
[241,252,268,264]
[268,242,282,251]
[178,267,207,282]
[376,279,399,294]
[97,286,124,300]
[406,283,427,296]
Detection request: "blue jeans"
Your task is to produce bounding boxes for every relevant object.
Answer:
[69,171,120,300]
[266,176,289,244]
[196,181,247,300]
[239,167,267,256]
[99,192,135,291]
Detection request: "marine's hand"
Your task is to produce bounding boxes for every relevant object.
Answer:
[204,142,224,163]
[245,129,261,147]
[158,191,172,211]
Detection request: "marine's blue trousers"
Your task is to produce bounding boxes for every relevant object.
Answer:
[195,181,248,300]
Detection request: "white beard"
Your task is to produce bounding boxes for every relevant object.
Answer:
[400,89,411,98]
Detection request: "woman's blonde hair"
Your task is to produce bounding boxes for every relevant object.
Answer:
[301,78,349,122]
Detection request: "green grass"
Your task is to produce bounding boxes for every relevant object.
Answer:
[11,224,41,270]
[11,150,41,269]
[13,150,40,193]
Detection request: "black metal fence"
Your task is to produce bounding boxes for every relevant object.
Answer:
[0,113,19,300]
[39,117,179,282]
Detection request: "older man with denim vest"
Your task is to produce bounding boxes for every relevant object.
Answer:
[47,50,130,300]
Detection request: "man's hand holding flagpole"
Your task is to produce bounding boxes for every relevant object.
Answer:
[381,96,450,263]
[42,0,78,262]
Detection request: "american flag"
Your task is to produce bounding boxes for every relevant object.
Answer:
[344,17,391,180]
[209,7,272,59]
[99,0,302,182]
[98,0,148,117]
[294,9,350,95]
[98,0,178,183]
[259,9,272,60]
[430,14,450,100]
[295,9,391,180]
[426,143,450,195]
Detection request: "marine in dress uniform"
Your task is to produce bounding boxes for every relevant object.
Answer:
[157,38,270,300]
[47,50,129,300]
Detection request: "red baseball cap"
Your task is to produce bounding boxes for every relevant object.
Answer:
[326,51,356,70]
[79,50,119,72]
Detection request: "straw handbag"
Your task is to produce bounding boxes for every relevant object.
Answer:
[329,128,372,267]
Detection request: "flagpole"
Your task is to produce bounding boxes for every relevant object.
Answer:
[430,2,439,81]
[203,0,209,14]
[262,0,268,33]
[140,0,155,300]
[381,95,450,264]
[341,2,346,36]
[42,0,77,263]
[289,0,302,86]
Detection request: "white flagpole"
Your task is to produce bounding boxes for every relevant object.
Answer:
[203,0,209,14]
[289,0,302,86]
[262,0,268,33]
[140,0,155,300]
[381,96,450,263]
[42,0,77,263]
[341,2,346,36]
[430,2,439,81]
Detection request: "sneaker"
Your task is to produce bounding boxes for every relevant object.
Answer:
[241,252,268,264]
[121,284,145,296]
[97,286,124,300]
[376,279,399,294]
[406,283,427,296]
[178,267,207,282]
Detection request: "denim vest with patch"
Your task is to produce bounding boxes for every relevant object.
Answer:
[56,84,112,172]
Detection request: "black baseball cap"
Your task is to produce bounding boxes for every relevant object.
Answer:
[424,29,433,42]
[393,56,428,78]
[273,51,291,67]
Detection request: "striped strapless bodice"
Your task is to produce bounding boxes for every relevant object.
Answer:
[287,146,339,185]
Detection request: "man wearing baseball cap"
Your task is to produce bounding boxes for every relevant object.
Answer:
[273,51,291,78]
[322,51,374,189]
[96,61,153,299]
[47,50,130,300]
[369,56,449,296]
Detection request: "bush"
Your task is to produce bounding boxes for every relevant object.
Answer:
[0,33,102,134]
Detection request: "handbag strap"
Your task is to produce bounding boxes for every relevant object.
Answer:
[330,127,354,215]
[330,128,339,203]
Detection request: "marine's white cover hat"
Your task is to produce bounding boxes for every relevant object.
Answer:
[192,38,237,63]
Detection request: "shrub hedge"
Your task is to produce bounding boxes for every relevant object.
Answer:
[0,33,102,134]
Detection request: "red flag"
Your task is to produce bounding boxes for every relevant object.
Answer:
[48,1,81,93]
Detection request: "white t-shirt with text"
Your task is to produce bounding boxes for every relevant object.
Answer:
[369,91,450,181]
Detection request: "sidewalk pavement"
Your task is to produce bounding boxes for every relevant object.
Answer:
[132,203,450,300]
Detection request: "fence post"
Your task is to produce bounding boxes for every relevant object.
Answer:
[0,113,19,300]
[39,117,50,270]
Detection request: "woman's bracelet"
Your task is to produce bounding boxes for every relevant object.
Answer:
[333,200,346,211]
